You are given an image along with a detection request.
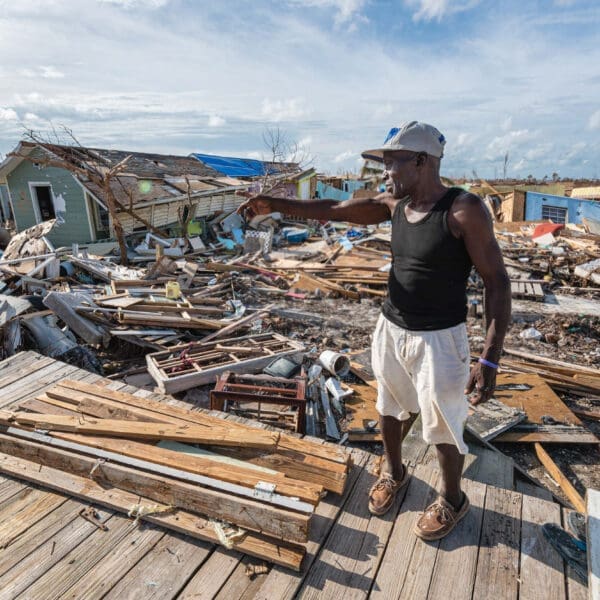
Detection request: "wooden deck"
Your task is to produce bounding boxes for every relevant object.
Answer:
[0,351,587,599]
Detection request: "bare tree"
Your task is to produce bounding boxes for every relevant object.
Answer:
[258,126,314,195]
[503,152,509,180]
[14,128,167,265]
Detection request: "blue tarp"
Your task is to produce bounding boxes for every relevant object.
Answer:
[191,153,281,178]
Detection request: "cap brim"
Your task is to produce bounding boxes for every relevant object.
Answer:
[360,148,385,161]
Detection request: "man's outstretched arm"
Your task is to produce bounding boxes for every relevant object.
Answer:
[237,191,393,225]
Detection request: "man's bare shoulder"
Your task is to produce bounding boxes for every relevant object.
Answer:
[449,190,493,234]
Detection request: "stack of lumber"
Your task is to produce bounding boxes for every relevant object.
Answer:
[0,379,352,570]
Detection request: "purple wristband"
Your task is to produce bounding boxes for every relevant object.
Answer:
[478,357,499,369]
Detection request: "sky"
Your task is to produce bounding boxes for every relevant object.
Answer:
[0,0,599,179]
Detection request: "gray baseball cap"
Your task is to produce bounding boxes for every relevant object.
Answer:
[361,121,446,161]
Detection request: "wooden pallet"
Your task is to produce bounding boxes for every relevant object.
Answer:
[511,279,545,301]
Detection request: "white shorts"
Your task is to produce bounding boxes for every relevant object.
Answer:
[371,314,471,455]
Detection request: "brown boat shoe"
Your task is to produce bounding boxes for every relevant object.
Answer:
[414,493,470,540]
[368,465,410,516]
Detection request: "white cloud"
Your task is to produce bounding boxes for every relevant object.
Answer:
[0,108,18,121]
[287,0,368,27]
[406,0,480,22]
[20,66,64,79]
[97,0,171,8]
[261,98,310,122]
[486,129,536,161]
[333,150,356,163]
[0,1,599,178]
[40,66,65,79]
[589,110,600,130]
[207,114,226,127]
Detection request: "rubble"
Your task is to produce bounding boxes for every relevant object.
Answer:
[0,193,598,542]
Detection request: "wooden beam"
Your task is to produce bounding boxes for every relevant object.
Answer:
[534,443,586,513]
[1,411,280,450]
[58,380,349,465]
[54,379,350,493]
[0,432,310,543]
[0,450,304,570]
[18,397,323,505]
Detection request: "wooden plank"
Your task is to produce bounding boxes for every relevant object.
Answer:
[55,379,350,494]
[472,486,521,600]
[59,525,166,599]
[534,443,586,513]
[0,508,116,598]
[519,493,566,600]
[213,554,271,600]
[0,452,305,569]
[0,487,66,549]
[462,443,514,490]
[493,373,597,444]
[0,476,28,505]
[588,489,600,600]
[251,449,370,600]
[297,454,409,598]
[395,473,443,600]
[4,411,281,450]
[0,498,87,576]
[102,531,212,600]
[426,477,486,600]
[369,464,439,599]
[178,548,243,600]
[17,399,321,504]
[515,478,553,501]
[15,513,137,600]
[0,436,310,543]
[58,379,349,466]
[0,361,79,409]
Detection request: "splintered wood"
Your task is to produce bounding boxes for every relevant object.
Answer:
[146,332,305,393]
[0,379,352,570]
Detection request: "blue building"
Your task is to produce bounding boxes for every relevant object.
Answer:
[525,191,600,225]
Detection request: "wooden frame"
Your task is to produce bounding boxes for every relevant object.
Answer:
[147,333,304,394]
[211,372,307,433]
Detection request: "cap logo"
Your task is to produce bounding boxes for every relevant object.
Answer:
[383,127,399,144]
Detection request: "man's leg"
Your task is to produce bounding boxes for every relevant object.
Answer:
[381,413,418,479]
[368,413,418,516]
[435,443,465,509]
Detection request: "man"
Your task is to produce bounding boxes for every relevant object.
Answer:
[238,121,511,540]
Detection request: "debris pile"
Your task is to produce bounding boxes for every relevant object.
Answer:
[0,202,599,557]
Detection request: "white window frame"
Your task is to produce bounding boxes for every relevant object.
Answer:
[541,204,567,224]
[28,181,56,224]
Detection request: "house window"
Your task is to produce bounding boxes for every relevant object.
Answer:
[31,185,56,221]
[541,204,567,224]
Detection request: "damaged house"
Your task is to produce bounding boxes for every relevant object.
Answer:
[0,142,253,247]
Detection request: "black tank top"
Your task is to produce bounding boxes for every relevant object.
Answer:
[381,187,472,330]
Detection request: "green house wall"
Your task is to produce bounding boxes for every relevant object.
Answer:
[6,149,93,247]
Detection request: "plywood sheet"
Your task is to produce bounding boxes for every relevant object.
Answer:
[493,372,597,443]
